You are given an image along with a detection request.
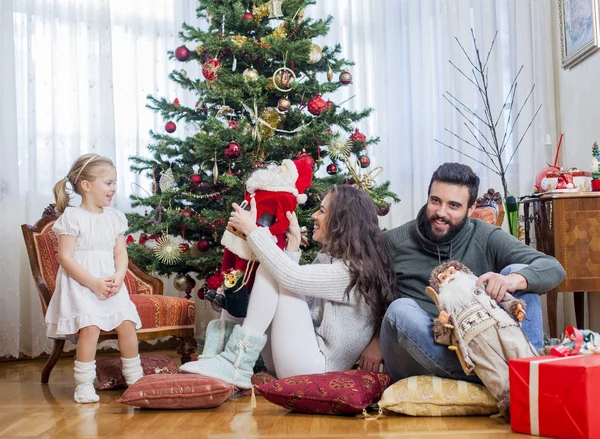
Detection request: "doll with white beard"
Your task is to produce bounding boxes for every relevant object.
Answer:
[426,260,538,418]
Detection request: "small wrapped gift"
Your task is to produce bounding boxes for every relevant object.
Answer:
[510,327,600,439]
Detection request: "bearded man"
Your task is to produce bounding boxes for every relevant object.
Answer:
[357,162,565,382]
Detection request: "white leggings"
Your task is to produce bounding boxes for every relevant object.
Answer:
[222,265,325,378]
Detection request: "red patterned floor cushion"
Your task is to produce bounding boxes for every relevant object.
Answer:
[118,374,236,409]
[96,355,179,390]
[255,370,393,415]
[129,294,195,329]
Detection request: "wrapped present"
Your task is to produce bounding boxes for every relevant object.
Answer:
[510,327,600,439]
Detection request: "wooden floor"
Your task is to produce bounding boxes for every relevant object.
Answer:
[0,352,532,439]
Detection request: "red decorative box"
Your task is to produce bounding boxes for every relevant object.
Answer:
[510,355,600,439]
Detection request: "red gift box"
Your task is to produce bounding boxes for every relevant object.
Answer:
[510,355,600,439]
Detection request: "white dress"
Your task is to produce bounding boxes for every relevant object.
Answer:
[45,206,142,338]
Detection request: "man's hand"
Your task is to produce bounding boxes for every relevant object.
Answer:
[476,272,528,303]
[358,335,383,372]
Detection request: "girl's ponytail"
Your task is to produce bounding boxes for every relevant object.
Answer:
[53,177,71,213]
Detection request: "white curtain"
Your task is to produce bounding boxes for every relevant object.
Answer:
[0,0,203,358]
[0,0,568,358]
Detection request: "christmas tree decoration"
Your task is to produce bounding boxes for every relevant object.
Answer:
[377,202,390,216]
[308,44,323,64]
[242,9,253,20]
[179,242,190,253]
[159,168,175,192]
[267,0,284,18]
[350,128,367,145]
[359,155,371,168]
[126,235,135,245]
[173,98,180,106]
[327,66,334,82]
[270,22,288,39]
[230,35,248,47]
[252,3,270,20]
[181,208,192,217]
[197,239,210,253]
[592,141,600,179]
[339,71,352,85]
[165,121,177,133]
[272,67,296,92]
[259,108,283,137]
[243,67,259,82]
[327,137,352,160]
[173,273,196,292]
[202,58,221,81]
[307,94,332,116]
[197,287,207,300]
[190,174,202,185]
[277,97,291,112]
[154,235,182,265]
[224,141,242,159]
[326,163,339,175]
[194,45,203,55]
[174,45,191,62]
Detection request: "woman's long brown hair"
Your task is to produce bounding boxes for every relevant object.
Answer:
[321,185,396,330]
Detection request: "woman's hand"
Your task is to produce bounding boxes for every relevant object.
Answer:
[91,278,117,300]
[359,335,383,372]
[228,198,258,236]
[285,211,301,252]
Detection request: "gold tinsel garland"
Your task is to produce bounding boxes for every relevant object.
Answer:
[252,3,269,20]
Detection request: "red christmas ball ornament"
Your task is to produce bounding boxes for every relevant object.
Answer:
[197,287,207,300]
[277,97,291,112]
[224,141,242,159]
[242,9,253,20]
[190,174,202,185]
[202,58,221,81]
[139,233,149,246]
[377,202,390,217]
[228,120,239,129]
[350,128,367,145]
[197,239,210,253]
[339,71,352,85]
[126,235,135,245]
[359,156,371,168]
[179,242,190,253]
[181,208,192,217]
[326,163,338,175]
[165,121,176,133]
[307,94,330,116]
[174,45,191,62]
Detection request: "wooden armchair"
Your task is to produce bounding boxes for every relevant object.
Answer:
[22,204,197,383]
[470,188,504,227]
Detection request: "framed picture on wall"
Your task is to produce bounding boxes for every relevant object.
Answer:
[559,0,600,68]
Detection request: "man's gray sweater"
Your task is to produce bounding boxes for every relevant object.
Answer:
[384,207,567,317]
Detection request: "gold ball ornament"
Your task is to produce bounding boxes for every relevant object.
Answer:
[173,274,196,292]
[327,66,334,82]
[308,44,323,64]
[243,67,259,82]
[277,97,291,112]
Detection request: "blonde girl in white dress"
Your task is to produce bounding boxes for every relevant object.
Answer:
[47,154,143,403]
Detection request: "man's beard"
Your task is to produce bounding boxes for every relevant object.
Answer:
[419,211,468,243]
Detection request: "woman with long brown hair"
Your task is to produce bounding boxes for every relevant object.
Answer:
[181,185,395,389]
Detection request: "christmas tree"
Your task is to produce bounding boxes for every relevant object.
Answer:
[126,0,399,297]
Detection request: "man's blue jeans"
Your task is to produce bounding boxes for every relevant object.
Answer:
[380,264,543,382]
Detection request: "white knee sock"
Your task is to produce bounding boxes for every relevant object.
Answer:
[121,355,143,385]
[73,360,99,404]
[242,266,279,337]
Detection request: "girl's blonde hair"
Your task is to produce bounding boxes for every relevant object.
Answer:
[53,154,115,212]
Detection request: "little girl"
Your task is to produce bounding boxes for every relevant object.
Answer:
[46,154,143,403]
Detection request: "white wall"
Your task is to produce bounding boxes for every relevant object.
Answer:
[553,5,600,331]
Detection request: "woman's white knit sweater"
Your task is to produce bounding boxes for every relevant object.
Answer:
[246,227,375,372]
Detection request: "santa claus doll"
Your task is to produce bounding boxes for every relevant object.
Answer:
[211,154,314,318]
[427,260,538,418]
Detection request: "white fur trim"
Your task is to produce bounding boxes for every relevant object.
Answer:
[296,194,307,204]
[245,159,299,195]
[221,230,256,260]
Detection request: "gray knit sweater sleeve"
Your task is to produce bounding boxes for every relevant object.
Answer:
[246,227,351,302]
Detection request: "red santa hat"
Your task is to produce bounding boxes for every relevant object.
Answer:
[245,155,314,204]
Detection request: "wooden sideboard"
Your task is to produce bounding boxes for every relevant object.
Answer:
[521,192,600,337]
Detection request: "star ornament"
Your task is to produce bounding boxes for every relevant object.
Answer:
[326,137,352,160]
[154,235,183,265]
